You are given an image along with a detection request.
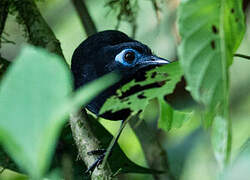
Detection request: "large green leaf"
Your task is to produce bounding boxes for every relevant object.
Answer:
[100,61,183,119]
[178,0,245,169]
[0,46,118,178]
[178,0,245,114]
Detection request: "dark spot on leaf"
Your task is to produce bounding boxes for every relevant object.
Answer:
[138,110,143,114]
[127,102,131,105]
[212,25,218,34]
[151,72,157,78]
[134,71,147,82]
[164,77,196,110]
[100,108,131,120]
[235,18,239,22]
[134,65,157,82]
[231,8,235,13]
[137,93,146,99]
[211,40,216,49]
[119,80,168,99]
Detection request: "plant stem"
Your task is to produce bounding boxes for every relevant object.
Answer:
[234,53,250,60]
[101,118,130,169]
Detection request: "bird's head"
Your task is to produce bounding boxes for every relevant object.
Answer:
[71,30,170,119]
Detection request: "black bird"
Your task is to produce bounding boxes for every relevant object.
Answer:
[71,30,169,172]
[72,30,169,118]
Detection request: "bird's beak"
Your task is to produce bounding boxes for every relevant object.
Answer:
[136,55,170,70]
[147,55,170,65]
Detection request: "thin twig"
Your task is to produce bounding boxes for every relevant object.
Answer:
[71,0,97,36]
[234,53,250,60]
[101,117,130,169]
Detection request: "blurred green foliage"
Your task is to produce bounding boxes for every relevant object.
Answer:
[0,46,118,179]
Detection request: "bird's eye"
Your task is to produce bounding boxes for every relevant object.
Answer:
[124,51,135,63]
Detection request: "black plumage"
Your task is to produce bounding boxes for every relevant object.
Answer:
[71,30,169,120]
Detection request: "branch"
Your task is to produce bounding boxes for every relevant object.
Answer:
[129,117,175,180]
[70,111,113,179]
[0,0,9,47]
[71,0,97,36]
[12,0,64,58]
[0,0,10,78]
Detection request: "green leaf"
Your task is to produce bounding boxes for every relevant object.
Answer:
[158,98,194,131]
[178,0,245,116]
[0,46,72,178]
[87,114,161,175]
[0,45,118,178]
[178,0,245,170]
[100,61,183,118]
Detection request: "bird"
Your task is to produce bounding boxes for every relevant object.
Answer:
[71,30,169,119]
[71,30,170,172]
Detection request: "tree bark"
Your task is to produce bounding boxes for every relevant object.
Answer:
[12,0,64,58]
[70,111,113,180]
[0,0,10,78]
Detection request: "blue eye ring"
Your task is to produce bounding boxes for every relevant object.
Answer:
[124,50,135,63]
[115,49,140,66]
